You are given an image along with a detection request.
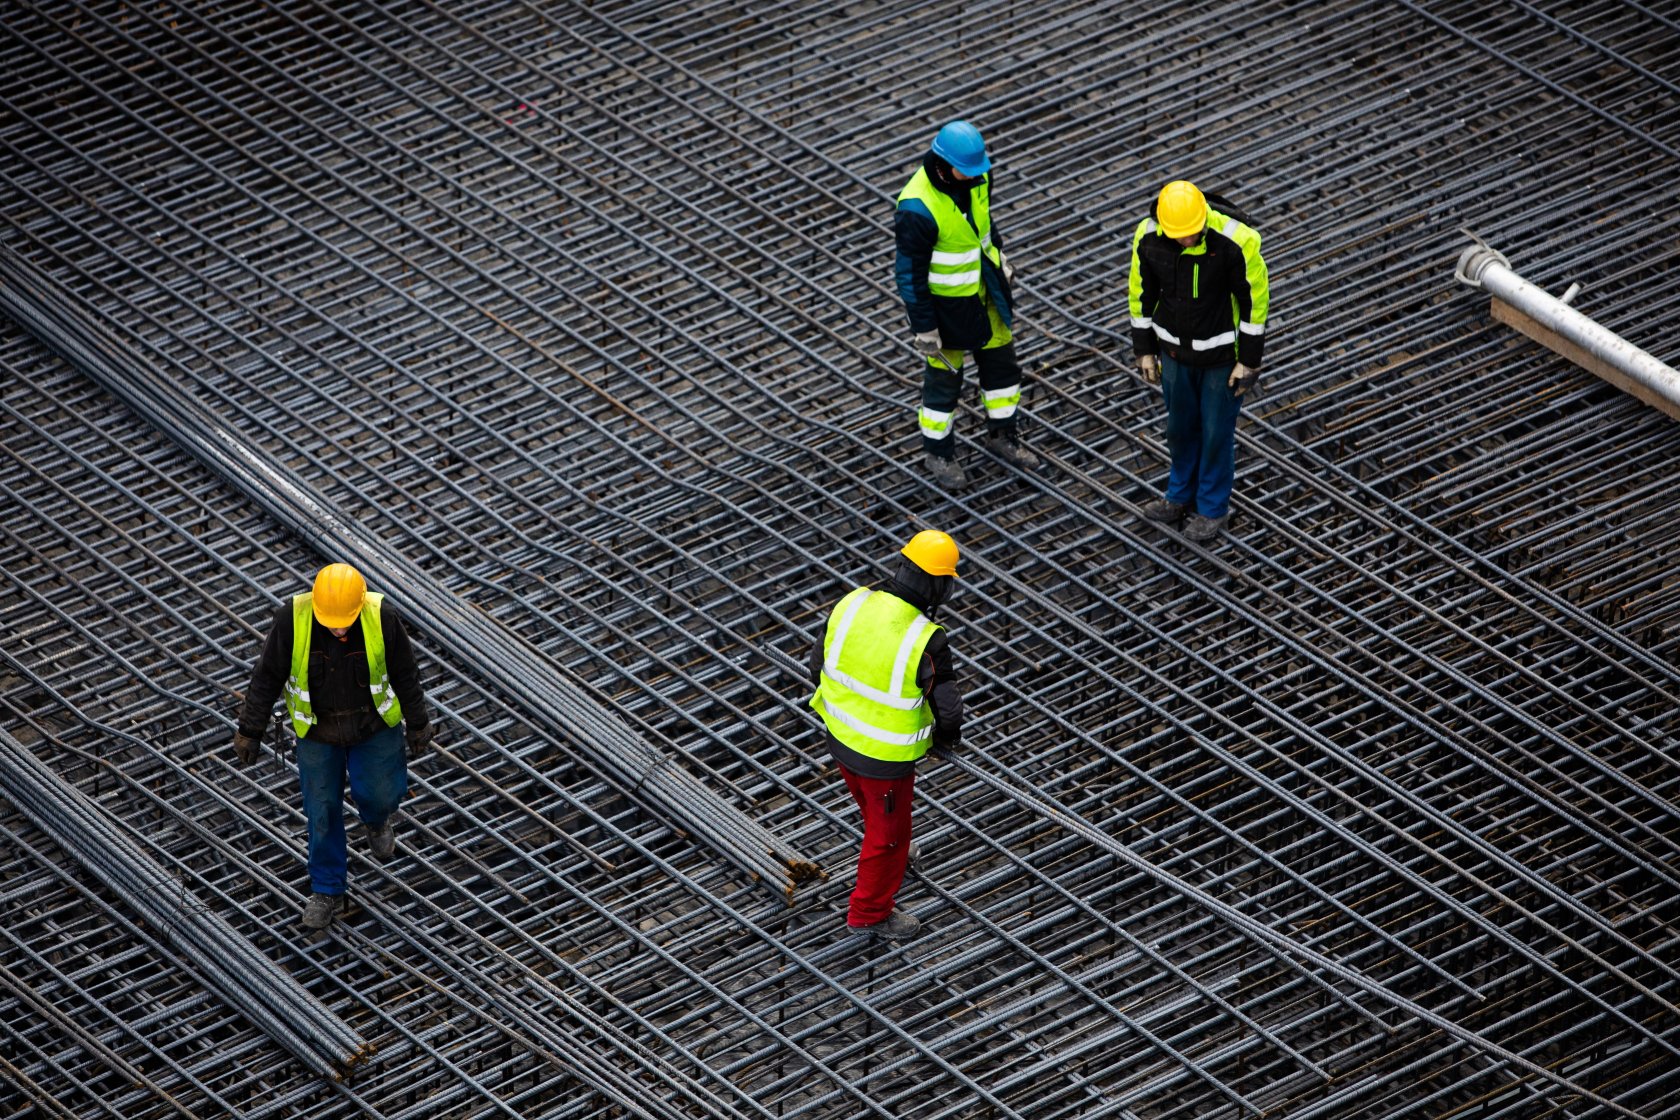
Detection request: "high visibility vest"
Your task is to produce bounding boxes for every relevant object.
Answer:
[285,592,404,739]
[897,167,997,299]
[808,588,939,762]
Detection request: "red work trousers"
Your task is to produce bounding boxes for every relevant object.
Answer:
[839,764,916,927]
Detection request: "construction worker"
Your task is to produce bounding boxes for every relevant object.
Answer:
[231,563,433,930]
[896,120,1039,489]
[809,530,964,940]
[1128,180,1270,541]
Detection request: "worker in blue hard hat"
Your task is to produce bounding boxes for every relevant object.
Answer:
[894,120,1039,489]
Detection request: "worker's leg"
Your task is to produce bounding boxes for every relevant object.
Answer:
[345,725,408,831]
[1159,355,1205,507]
[296,737,351,896]
[920,351,965,458]
[975,343,1022,436]
[840,765,917,927]
[975,298,1020,435]
[1195,361,1239,519]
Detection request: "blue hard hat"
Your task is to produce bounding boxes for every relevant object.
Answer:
[931,120,990,177]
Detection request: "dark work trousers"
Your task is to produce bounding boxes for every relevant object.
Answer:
[839,764,916,926]
[1160,353,1239,519]
[919,342,1023,458]
[296,725,407,896]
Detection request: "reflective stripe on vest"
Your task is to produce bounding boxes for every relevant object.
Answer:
[808,588,939,761]
[898,167,996,298]
[286,592,404,739]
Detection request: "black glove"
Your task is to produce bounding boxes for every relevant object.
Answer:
[406,722,436,757]
[929,728,962,759]
[232,732,262,767]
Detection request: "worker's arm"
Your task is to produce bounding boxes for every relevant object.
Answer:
[235,605,292,740]
[381,604,431,734]
[1229,224,1268,369]
[894,199,939,333]
[916,631,963,739]
[808,632,827,688]
[1127,217,1159,357]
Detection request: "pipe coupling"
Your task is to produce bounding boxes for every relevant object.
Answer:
[1454,244,1511,289]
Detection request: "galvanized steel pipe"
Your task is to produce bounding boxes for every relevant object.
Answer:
[1456,242,1680,407]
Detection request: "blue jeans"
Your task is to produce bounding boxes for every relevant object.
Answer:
[1160,354,1239,519]
[296,725,407,896]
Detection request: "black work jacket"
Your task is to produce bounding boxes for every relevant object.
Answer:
[1130,221,1266,369]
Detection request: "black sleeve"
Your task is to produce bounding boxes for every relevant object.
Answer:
[236,605,292,739]
[894,204,940,333]
[915,630,963,735]
[381,604,431,732]
[1129,226,1160,358]
[809,630,826,688]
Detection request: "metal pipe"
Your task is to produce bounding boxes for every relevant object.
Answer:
[1456,242,1680,407]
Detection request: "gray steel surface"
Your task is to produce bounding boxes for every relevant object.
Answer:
[1,1,1678,1117]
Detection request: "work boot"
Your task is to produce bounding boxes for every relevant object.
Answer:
[1141,498,1186,523]
[847,907,922,941]
[1183,513,1228,542]
[922,451,968,489]
[300,893,345,931]
[981,430,1041,470]
[365,818,396,862]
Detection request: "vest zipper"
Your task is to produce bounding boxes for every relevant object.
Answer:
[1193,263,1200,299]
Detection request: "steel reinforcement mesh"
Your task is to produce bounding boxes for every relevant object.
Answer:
[2,1,1679,1117]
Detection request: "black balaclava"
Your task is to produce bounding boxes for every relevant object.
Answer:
[888,556,953,618]
[922,152,975,212]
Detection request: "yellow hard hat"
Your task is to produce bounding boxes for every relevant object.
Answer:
[901,530,960,577]
[311,563,367,628]
[1156,180,1208,239]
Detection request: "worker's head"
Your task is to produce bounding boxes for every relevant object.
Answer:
[312,563,366,634]
[1156,180,1208,245]
[930,121,990,180]
[902,530,960,578]
[896,530,960,614]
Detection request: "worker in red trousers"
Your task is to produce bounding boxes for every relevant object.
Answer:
[809,531,964,940]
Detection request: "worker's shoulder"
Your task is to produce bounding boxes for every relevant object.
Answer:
[895,194,935,222]
[1208,209,1261,251]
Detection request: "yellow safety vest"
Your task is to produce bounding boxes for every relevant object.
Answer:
[897,167,997,299]
[808,588,938,762]
[285,592,404,739]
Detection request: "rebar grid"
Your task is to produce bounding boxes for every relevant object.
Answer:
[1,1,1678,1117]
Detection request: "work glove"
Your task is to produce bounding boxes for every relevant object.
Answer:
[998,251,1015,286]
[912,330,944,359]
[929,727,962,759]
[232,732,262,767]
[1228,363,1260,398]
[1138,353,1160,385]
[406,722,437,758]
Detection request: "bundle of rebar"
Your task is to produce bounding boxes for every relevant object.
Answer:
[0,725,367,1078]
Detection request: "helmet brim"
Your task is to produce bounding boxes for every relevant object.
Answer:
[313,603,363,628]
